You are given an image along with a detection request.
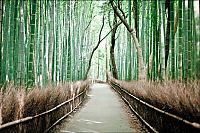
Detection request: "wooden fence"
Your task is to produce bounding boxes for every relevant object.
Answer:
[108,79,200,133]
[0,84,90,133]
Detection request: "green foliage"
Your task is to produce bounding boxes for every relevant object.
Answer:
[0,0,95,87]
[0,0,199,88]
[113,0,199,81]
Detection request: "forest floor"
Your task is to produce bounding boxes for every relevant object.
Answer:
[54,83,148,133]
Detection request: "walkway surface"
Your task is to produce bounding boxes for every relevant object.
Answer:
[57,83,145,132]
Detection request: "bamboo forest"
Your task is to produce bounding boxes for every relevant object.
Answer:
[0,0,200,133]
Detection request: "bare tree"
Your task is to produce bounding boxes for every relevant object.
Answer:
[84,14,105,80]
[110,0,147,81]
[84,13,123,80]
[110,13,119,79]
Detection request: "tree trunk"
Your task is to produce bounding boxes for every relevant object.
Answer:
[84,15,105,80]
[160,1,166,80]
[84,14,122,80]
[110,0,147,81]
[110,14,118,79]
[187,0,192,79]
[18,0,25,85]
[170,1,175,79]
[0,0,2,124]
[130,31,147,81]
[165,0,170,69]
[28,0,37,87]
[0,0,3,85]
[182,0,188,81]
[178,0,183,80]
[127,0,132,80]
[133,0,139,39]
[48,0,54,82]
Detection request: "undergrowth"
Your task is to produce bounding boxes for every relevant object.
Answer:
[0,80,90,132]
[109,77,200,123]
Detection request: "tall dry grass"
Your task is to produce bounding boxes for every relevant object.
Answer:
[110,77,200,123]
[0,80,90,132]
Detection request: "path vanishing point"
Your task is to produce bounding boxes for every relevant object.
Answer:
[56,83,148,133]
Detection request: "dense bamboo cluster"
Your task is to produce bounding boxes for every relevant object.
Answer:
[0,0,95,87]
[109,0,199,81]
[0,0,199,131]
[0,0,198,87]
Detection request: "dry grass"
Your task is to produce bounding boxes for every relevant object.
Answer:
[0,80,90,132]
[110,77,200,123]
[1,85,23,124]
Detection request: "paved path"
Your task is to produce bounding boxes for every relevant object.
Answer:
[57,83,139,132]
